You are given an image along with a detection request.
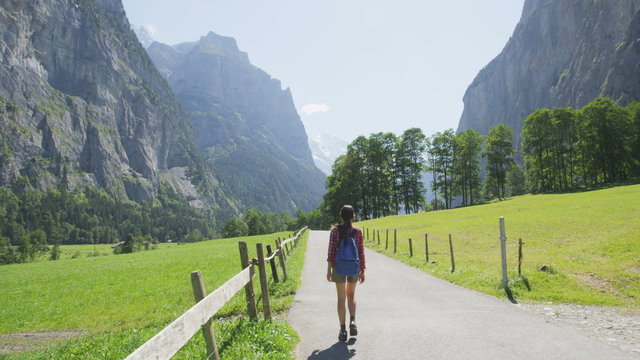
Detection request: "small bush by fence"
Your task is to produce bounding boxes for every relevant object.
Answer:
[125,227,308,360]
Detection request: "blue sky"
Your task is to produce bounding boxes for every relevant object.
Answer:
[122,1,525,142]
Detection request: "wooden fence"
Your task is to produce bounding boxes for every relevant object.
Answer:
[362,217,522,287]
[125,226,308,360]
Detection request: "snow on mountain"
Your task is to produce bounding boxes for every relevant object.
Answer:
[308,134,348,175]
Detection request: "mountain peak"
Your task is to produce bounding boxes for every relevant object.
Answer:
[132,25,155,48]
[193,31,250,63]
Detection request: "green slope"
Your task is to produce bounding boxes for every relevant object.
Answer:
[356,184,640,307]
[0,232,306,359]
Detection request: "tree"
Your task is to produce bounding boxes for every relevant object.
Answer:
[397,128,427,213]
[428,130,455,209]
[17,234,33,262]
[484,124,515,200]
[522,109,553,192]
[185,229,203,243]
[577,98,631,184]
[507,162,527,196]
[323,133,398,220]
[245,208,267,236]
[453,129,483,206]
[119,233,140,254]
[429,198,445,211]
[49,243,61,260]
[550,108,578,190]
[0,237,17,264]
[626,102,640,177]
[222,218,249,238]
[365,133,397,218]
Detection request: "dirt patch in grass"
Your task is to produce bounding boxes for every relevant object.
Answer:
[0,331,87,354]
[574,273,622,297]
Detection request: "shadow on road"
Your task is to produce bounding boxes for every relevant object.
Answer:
[308,338,357,359]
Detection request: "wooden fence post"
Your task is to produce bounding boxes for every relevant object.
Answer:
[238,241,257,321]
[425,234,429,263]
[518,238,523,277]
[499,217,509,290]
[277,238,286,261]
[394,229,397,253]
[190,271,220,360]
[256,243,271,320]
[377,230,380,245]
[276,239,288,281]
[266,245,279,283]
[386,229,389,249]
[409,238,413,257]
[449,234,455,273]
[367,228,370,241]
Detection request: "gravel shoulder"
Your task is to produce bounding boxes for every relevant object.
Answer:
[517,303,640,356]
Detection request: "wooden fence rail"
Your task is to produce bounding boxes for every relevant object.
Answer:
[125,226,308,360]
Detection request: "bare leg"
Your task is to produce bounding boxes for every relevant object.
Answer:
[346,281,357,318]
[335,282,347,325]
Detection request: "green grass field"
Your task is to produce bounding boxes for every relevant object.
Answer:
[356,185,640,307]
[53,243,173,260]
[0,231,307,359]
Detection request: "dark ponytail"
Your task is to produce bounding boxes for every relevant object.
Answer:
[337,205,355,240]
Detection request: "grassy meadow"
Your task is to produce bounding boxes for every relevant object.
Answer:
[356,184,640,307]
[0,231,307,359]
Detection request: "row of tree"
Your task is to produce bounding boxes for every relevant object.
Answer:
[522,97,640,192]
[0,182,216,264]
[323,129,429,221]
[320,97,639,223]
[221,208,293,238]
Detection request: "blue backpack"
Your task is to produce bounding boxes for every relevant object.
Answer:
[336,228,359,276]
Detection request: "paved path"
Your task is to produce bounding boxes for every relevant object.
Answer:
[287,230,635,360]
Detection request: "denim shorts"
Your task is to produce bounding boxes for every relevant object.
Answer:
[331,268,359,283]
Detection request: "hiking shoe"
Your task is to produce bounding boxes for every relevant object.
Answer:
[338,329,348,341]
[349,323,358,336]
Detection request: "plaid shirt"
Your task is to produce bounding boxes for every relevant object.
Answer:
[327,226,366,271]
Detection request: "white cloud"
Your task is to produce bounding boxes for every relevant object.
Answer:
[143,24,158,36]
[301,103,330,115]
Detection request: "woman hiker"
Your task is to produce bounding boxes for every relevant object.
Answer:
[326,205,366,342]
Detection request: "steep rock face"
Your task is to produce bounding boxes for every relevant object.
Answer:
[0,0,226,207]
[604,10,640,102]
[147,32,326,212]
[457,0,640,145]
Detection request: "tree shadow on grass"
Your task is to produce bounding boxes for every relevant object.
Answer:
[308,338,357,359]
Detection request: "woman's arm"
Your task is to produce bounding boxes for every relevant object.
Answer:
[357,228,366,283]
[327,227,338,281]
[356,228,366,270]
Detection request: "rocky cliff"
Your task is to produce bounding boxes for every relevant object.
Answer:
[0,0,232,210]
[457,0,640,145]
[146,32,326,212]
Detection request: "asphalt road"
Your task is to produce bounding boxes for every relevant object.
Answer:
[287,230,635,360]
